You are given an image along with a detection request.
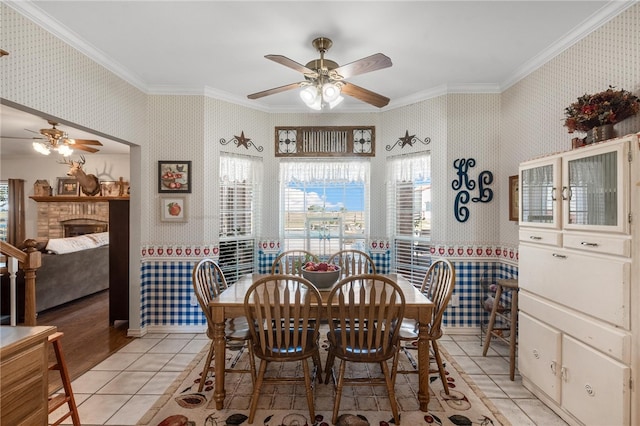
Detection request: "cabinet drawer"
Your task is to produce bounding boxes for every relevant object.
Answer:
[519,245,630,328]
[0,344,47,426]
[563,232,630,257]
[518,313,561,402]
[520,292,631,363]
[519,228,561,247]
[562,335,630,426]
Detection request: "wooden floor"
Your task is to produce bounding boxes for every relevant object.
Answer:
[36,290,132,394]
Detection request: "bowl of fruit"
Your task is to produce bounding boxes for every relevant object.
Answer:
[301,261,341,290]
[161,171,185,190]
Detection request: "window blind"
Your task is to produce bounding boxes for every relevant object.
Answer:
[387,153,431,285]
[219,153,262,283]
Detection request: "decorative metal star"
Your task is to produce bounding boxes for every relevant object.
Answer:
[386,130,431,151]
[400,130,416,148]
[235,131,251,149]
[219,131,264,152]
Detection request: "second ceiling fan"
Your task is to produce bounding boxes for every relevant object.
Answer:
[248,37,392,109]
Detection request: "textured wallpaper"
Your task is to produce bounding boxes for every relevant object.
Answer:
[3,2,640,252]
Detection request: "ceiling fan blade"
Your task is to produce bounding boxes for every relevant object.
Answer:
[64,138,103,146]
[265,55,318,78]
[0,135,44,140]
[341,82,390,108]
[72,144,100,153]
[248,82,302,100]
[331,53,392,79]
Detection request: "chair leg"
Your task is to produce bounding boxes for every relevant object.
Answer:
[324,350,336,384]
[248,359,268,424]
[312,349,323,383]
[380,360,400,425]
[247,345,257,387]
[331,360,347,425]
[198,341,216,392]
[302,356,316,421]
[431,339,449,395]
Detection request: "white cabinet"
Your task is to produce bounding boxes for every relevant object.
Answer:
[518,134,638,426]
[519,136,631,233]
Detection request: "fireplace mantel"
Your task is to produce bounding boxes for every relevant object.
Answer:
[30,196,129,203]
[30,197,128,238]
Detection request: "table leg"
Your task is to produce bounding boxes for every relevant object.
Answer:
[417,318,430,411]
[212,308,226,410]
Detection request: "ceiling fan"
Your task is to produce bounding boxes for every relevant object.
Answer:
[248,37,392,109]
[1,120,103,155]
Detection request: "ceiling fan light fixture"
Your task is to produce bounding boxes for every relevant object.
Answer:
[322,82,341,102]
[300,86,318,104]
[32,141,51,155]
[56,144,74,156]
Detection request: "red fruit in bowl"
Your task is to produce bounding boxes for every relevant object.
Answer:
[317,262,328,271]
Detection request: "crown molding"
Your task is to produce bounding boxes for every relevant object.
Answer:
[6,1,150,93]
[500,1,637,91]
[7,0,635,111]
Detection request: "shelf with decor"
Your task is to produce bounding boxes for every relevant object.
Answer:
[30,196,129,203]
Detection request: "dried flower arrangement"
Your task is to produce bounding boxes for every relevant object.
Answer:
[563,86,640,133]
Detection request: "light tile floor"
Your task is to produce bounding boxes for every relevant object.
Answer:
[49,332,568,425]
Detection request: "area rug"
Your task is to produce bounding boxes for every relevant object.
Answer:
[138,335,509,426]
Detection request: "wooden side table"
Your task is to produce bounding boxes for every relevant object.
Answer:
[482,278,519,380]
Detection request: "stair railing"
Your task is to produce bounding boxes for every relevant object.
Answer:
[0,239,41,326]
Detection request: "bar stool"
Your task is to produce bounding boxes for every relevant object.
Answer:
[48,332,81,426]
[482,278,519,380]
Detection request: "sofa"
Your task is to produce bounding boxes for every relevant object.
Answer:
[1,233,110,319]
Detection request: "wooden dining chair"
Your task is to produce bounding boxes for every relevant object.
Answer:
[192,258,254,392]
[244,274,323,424]
[324,274,405,425]
[398,258,456,394]
[327,249,377,275]
[270,249,319,275]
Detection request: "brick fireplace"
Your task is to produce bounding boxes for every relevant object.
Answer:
[34,200,110,239]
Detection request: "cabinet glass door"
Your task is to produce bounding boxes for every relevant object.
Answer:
[520,158,561,229]
[563,140,629,233]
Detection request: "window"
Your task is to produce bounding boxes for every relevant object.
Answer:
[387,153,431,285]
[281,160,369,257]
[219,154,262,283]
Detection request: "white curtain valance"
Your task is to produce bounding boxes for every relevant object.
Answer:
[280,160,369,183]
[220,153,263,182]
[387,153,431,182]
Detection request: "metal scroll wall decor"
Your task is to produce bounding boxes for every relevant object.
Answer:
[386,130,431,151]
[451,158,493,223]
[220,131,264,152]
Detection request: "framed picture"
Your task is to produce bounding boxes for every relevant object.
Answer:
[100,181,119,197]
[57,177,79,196]
[158,161,191,193]
[160,195,187,222]
[509,175,519,222]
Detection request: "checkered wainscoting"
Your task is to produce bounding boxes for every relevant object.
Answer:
[139,257,517,330]
[141,261,204,328]
[442,260,518,328]
[257,251,279,274]
[370,250,391,274]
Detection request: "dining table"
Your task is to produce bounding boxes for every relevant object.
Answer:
[209,273,435,411]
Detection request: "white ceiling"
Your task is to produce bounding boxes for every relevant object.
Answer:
[1,1,634,156]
